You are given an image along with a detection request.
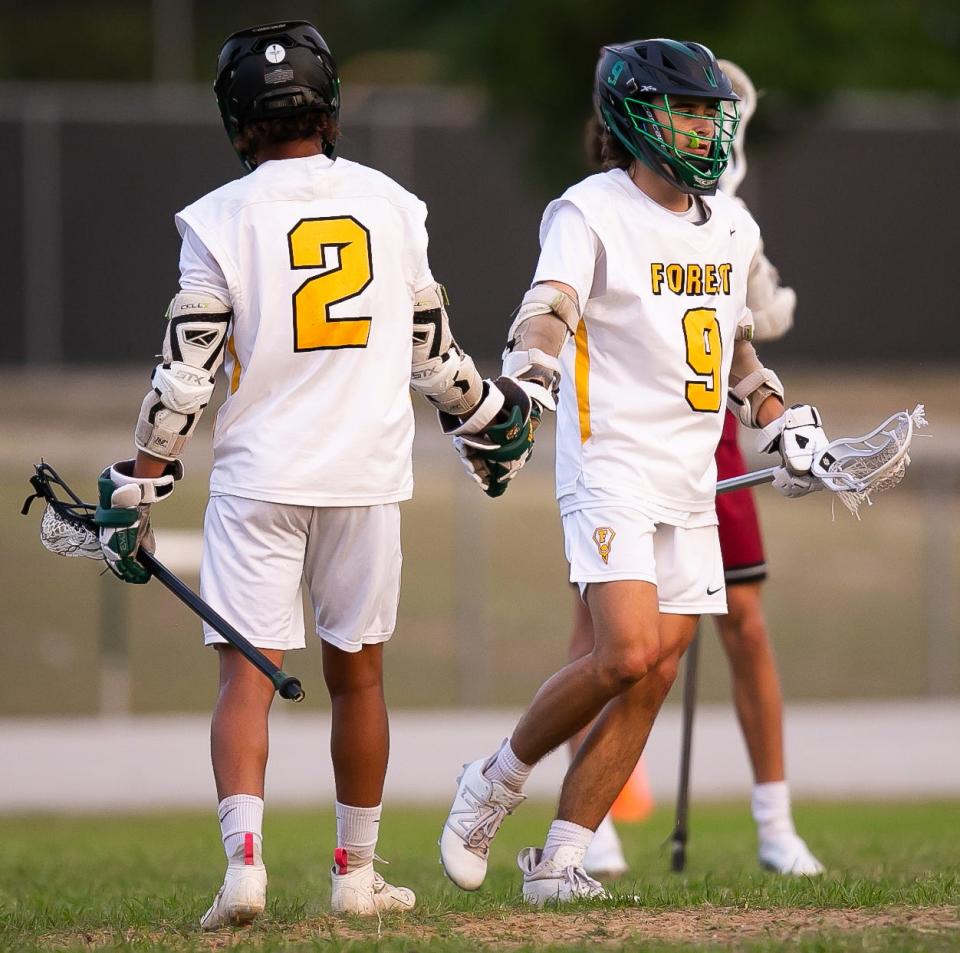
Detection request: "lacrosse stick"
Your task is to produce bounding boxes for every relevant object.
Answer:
[21,462,305,702]
[669,404,927,870]
[717,405,927,516]
[669,625,700,872]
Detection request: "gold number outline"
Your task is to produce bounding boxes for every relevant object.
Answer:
[287,215,374,352]
[682,306,723,414]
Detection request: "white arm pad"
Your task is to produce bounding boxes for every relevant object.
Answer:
[501,284,581,411]
[135,291,231,461]
[410,283,484,417]
[747,244,796,343]
[728,367,785,427]
[506,284,581,341]
[751,286,796,342]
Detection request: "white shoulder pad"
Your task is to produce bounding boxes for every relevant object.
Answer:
[135,291,232,461]
[506,284,581,341]
[410,282,483,417]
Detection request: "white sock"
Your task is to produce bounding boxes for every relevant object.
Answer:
[335,801,381,873]
[542,819,594,865]
[483,738,533,793]
[752,781,796,843]
[218,794,264,865]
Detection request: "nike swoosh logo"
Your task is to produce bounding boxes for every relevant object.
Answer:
[707,584,724,595]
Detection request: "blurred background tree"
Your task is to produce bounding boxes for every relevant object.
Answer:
[2,0,957,192]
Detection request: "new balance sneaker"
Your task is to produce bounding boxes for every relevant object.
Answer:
[330,855,416,915]
[199,862,267,929]
[759,834,825,876]
[518,846,607,905]
[440,757,525,890]
[583,814,628,880]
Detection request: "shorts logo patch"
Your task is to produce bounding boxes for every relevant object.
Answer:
[592,526,616,564]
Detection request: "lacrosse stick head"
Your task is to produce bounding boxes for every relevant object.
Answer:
[22,463,104,561]
[812,405,927,517]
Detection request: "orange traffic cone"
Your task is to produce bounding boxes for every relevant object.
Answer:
[611,755,655,822]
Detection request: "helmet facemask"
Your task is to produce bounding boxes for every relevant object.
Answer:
[620,95,740,193]
[594,39,741,196]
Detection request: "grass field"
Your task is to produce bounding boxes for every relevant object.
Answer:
[2,802,958,952]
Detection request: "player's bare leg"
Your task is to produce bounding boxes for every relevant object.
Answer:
[211,644,281,798]
[512,580,662,765]
[715,582,824,875]
[441,580,663,893]
[202,644,280,929]
[557,600,698,830]
[322,641,414,914]
[715,582,784,783]
[323,642,389,807]
[566,591,626,878]
[518,588,698,904]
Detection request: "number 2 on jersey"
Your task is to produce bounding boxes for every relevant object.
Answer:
[288,216,373,351]
[682,307,722,413]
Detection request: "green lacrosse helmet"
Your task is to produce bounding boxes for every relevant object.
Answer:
[595,38,740,195]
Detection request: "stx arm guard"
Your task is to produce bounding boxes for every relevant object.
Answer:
[410,283,484,417]
[727,337,785,428]
[135,291,231,461]
[501,284,581,410]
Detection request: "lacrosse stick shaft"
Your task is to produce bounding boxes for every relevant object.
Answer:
[671,626,700,873]
[717,466,777,495]
[137,550,305,702]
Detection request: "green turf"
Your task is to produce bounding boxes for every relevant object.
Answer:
[1,802,957,951]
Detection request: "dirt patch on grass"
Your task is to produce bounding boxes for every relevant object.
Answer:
[437,905,960,947]
[38,906,960,950]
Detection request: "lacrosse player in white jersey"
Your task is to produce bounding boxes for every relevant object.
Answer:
[92,20,536,926]
[440,39,829,903]
[577,59,823,880]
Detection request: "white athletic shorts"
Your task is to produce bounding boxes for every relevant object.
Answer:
[200,494,402,653]
[562,505,727,615]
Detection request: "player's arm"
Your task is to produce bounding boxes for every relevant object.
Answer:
[501,280,580,409]
[96,289,231,582]
[728,335,828,498]
[96,228,232,582]
[500,200,596,410]
[409,283,539,496]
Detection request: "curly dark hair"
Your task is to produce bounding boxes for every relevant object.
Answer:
[584,114,632,172]
[233,110,340,164]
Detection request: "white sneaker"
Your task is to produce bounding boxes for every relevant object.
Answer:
[440,757,525,890]
[583,815,628,879]
[759,834,825,876]
[519,846,607,905]
[330,859,416,915]
[200,863,267,929]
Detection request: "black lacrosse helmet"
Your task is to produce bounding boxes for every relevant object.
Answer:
[595,38,740,195]
[214,20,340,171]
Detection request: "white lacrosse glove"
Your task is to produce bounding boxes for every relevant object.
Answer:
[94,459,182,583]
[771,466,823,498]
[756,404,829,475]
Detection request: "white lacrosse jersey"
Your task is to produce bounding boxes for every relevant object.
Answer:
[175,154,433,506]
[534,168,761,512]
